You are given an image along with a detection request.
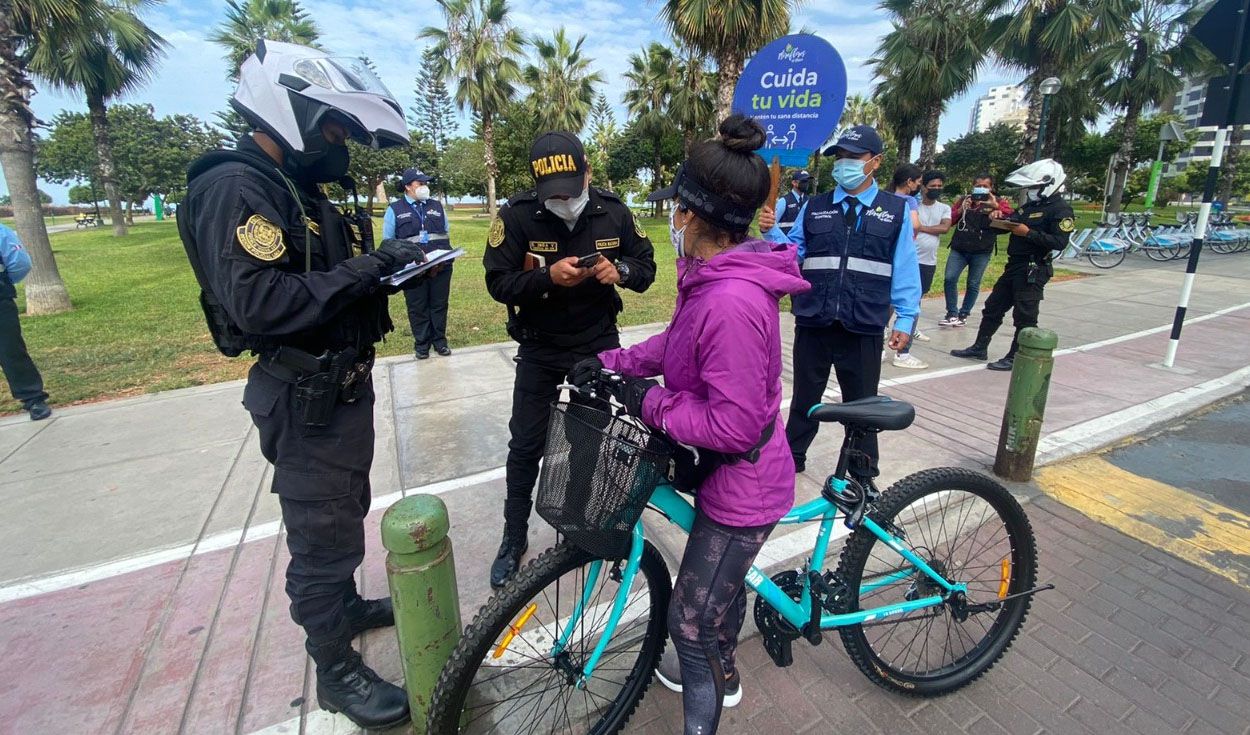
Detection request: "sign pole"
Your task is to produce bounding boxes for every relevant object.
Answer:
[1165,0,1250,367]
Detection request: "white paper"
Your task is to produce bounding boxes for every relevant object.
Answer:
[381,248,465,286]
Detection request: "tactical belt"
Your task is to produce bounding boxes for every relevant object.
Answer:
[258,346,375,427]
[507,307,614,348]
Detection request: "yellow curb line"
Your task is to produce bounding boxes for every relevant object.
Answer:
[1035,456,1250,588]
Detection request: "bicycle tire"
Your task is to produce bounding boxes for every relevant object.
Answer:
[1143,241,1177,261]
[1087,246,1125,268]
[835,467,1037,697]
[426,541,670,735]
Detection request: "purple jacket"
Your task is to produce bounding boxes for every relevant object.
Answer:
[599,239,811,527]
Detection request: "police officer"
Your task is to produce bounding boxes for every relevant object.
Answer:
[951,159,1074,371]
[484,131,656,587]
[759,125,921,486]
[177,41,423,730]
[383,168,453,359]
[775,169,811,237]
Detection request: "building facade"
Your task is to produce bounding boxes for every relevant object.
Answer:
[1165,76,1250,175]
[969,84,1029,134]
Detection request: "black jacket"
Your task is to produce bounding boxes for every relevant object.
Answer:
[1005,194,1075,268]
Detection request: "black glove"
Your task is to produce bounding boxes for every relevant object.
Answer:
[569,356,604,387]
[607,376,659,417]
[370,238,426,276]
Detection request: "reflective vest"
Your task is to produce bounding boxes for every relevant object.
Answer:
[387,196,449,252]
[778,191,806,236]
[792,190,904,334]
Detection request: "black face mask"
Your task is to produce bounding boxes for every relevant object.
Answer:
[924,188,942,200]
[795,182,809,193]
[288,143,351,184]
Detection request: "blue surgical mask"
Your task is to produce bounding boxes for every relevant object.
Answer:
[833,158,870,190]
[972,186,990,196]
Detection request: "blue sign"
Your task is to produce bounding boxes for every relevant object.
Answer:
[732,34,847,167]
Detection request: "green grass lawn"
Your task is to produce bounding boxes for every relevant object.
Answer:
[6,205,1100,414]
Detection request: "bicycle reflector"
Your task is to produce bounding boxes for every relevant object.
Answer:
[493,603,538,659]
[998,558,1012,599]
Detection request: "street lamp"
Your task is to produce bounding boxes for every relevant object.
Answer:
[1034,77,1062,162]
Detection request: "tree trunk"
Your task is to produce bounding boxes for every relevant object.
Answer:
[1106,101,1142,217]
[86,93,128,237]
[1019,77,1044,165]
[894,126,913,163]
[0,9,72,314]
[918,105,940,168]
[482,111,498,219]
[715,50,744,120]
[652,138,663,218]
[125,198,134,225]
[1217,125,1244,203]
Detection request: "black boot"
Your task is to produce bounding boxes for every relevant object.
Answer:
[987,355,1015,371]
[345,596,394,638]
[307,634,409,730]
[490,530,528,589]
[950,340,989,360]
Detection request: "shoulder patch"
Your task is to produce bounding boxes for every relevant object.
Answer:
[1058,217,1075,232]
[507,190,538,206]
[488,216,505,248]
[235,214,286,261]
[633,214,647,239]
[594,186,621,202]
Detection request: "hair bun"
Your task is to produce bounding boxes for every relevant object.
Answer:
[718,114,766,154]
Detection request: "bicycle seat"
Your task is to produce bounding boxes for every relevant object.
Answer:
[807,396,915,431]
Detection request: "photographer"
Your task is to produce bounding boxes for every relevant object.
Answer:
[940,174,1011,328]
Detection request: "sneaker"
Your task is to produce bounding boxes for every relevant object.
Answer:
[938,315,959,327]
[654,649,742,708]
[954,315,968,327]
[892,353,929,369]
[881,349,890,362]
[913,328,931,342]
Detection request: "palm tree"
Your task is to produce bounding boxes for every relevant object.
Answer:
[1093,0,1209,215]
[874,78,925,162]
[659,0,794,118]
[669,45,717,156]
[0,0,97,314]
[522,28,603,133]
[28,0,166,238]
[985,0,1111,163]
[210,0,318,80]
[624,42,678,216]
[422,0,524,219]
[873,0,982,168]
[587,93,617,188]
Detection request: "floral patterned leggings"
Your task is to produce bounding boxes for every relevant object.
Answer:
[668,509,775,735]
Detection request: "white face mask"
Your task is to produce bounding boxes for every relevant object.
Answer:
[544,187,590,228]
[413,185,431,201]
[669,205,688,259]
[1025,189,1042,203]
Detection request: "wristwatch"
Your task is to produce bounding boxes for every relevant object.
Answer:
[615,261,631,286]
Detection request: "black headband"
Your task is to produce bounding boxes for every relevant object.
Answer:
[672,165,757,233]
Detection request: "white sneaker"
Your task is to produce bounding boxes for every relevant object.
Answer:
[938,316,959,327]
[893,353,929,369]
[913,328,931,342]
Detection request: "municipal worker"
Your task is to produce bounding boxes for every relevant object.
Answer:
[759,124,921,488]
[0,223,51,421]
[775,169,811,237]
[177,41,425,730]
[950,159,1074,371]
[384,168,453,359]
[483,131,656,587]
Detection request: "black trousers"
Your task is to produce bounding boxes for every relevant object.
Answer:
[504,336,618,533]
[0,295,47,406]
[786,322,882,477]
[404,265,452,351]
[243,363,375,644]
[975,263,1048,358]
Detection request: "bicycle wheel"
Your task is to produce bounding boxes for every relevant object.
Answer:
[427,541,671,734]
[1087,244,1125,268]
[1143,241,1177,261]
[836,468,1037,697]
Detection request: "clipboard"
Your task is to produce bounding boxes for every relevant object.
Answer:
[381,248,465,286]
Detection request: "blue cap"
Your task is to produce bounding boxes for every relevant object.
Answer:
[792,170,811,182]
[825,125,883,157]
[401,168,432,186]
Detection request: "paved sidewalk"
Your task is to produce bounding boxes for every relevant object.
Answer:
[2,255,1249,734]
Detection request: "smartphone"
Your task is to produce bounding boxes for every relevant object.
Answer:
[575,253,604,269]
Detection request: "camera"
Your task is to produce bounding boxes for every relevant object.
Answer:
[971,192,990,203]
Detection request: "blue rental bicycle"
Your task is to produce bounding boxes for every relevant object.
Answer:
[427,371,1048,734]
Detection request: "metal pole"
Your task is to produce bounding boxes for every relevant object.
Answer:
[994,328,1059,481]
[1164,0,1250,367]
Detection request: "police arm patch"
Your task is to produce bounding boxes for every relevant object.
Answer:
[488,216,505,248]
[1058,217,1075,233]
[235,214,286,261]
[633,215,647,239]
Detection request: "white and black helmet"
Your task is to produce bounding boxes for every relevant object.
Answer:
[1005,158,1067,199]
[231,39,408,159]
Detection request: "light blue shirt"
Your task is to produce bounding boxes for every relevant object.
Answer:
[764,182,921,334]
[0,223,32,284]
[382,194,448,240]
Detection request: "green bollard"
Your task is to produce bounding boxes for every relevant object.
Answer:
[993,327,1059,482]
[381,495,461,732]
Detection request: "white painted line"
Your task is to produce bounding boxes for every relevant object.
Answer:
[0,466,507,605]
[246,708,357,735]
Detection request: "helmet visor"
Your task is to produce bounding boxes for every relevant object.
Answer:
[293,57,395,98]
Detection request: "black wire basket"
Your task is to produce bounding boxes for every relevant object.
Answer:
[535,401,672,559]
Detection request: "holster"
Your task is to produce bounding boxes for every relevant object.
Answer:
[260,346,375,428]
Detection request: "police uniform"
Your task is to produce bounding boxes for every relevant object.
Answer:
[385,172,452,356]
[483,132,655,583]
[962,193,1073,366]
[178,136,394,648]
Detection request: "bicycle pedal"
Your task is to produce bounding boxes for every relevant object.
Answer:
[761,634,794,668]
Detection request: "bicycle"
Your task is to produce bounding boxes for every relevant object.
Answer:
[426,373,1050,734]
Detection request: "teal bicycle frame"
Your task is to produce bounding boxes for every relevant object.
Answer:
[553,477,967,686]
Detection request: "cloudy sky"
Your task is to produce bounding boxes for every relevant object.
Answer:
[12,0,1021,203]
